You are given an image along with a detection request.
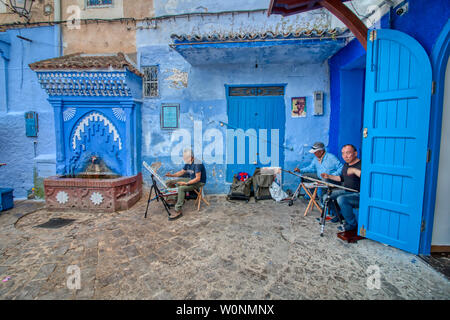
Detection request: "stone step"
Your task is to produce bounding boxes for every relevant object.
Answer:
[116,190,142,211]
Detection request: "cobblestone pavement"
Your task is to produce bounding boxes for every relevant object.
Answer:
[0,195,449,300]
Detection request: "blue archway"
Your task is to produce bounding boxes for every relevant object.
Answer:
[68,110,125,175]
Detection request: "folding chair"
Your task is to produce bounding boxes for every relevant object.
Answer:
[193,185,209,211]
[302,182,325,216]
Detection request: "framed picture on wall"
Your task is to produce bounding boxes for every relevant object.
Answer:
[161,104,179,129]
[291,97,307,117]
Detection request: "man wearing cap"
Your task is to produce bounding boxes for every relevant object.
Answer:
[294,142,343,214]
[294,142,343,182]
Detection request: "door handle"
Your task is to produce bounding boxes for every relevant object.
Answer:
[363,128,368,138]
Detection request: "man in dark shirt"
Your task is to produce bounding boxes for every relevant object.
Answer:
[165,149,206,220]
[321,144,361,231]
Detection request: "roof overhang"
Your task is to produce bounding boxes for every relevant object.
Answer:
[170,32,349,65]
[29,52,143,77]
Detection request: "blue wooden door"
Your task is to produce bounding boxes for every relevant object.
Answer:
[226,86,285,181]
[359,29,432,254]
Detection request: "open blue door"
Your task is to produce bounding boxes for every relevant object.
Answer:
[359,29,432,254]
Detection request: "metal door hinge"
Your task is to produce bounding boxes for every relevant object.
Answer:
[369,30,377,42]
[431,81,436,95]
[363,128,368,138]
[421,220,426,232]
[359,226,366,237]
[427,149,432,163]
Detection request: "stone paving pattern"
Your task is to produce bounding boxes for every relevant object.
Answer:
[0,195,449,300]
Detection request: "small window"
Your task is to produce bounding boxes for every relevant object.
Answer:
[86,0,113,8]
[143,66,159,98]
[161,104,179,130]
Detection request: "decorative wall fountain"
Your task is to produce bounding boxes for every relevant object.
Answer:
[30,53,143,212]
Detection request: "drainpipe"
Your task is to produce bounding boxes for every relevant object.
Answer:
[54,0,62,56]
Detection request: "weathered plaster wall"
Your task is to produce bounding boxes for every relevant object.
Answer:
[62,0,154,55]
[138,9,335,193]
[154,0,271,15]
[0,26,59,199]
[62,21,137,55]
[63,0,124,19]
[144,8,341,46]
[152,0,401,31]
[0,0,55,25]
[123,0,155,19]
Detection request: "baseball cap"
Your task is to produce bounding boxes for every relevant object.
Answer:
[308,142,325,154]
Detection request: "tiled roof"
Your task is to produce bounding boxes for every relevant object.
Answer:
[29,52,143,77]
[171,29,348,43]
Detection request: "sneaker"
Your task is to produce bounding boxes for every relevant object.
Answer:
[168,210,183,221]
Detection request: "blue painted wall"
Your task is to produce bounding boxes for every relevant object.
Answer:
[0,26,59,199]
[328,39,366,158]
[328,0,450,159]
[137,5,346,193]
[138,46,333,193]
[388,0,450,56]
[338,68,365,156]
[137,0,377,193]
[328,0,450,254]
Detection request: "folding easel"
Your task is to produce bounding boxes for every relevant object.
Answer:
[143,161,178,219]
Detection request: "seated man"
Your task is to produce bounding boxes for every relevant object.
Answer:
[294,141,343,198]
[165,149,206,220]
[294,141,343,180]
[321,144,361,231]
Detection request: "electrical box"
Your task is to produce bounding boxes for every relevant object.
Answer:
[25,111,38,137]
[0,188,14,212]
[313,91,324,116]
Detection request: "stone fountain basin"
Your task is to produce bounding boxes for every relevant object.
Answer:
[43,173,142,212]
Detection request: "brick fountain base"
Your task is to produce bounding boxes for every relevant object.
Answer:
[43,173,142,212]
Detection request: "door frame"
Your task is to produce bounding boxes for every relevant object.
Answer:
[420,20,450,255]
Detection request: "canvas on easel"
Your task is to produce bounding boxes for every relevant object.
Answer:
[143,161,168,189]
[143,161,178,219]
